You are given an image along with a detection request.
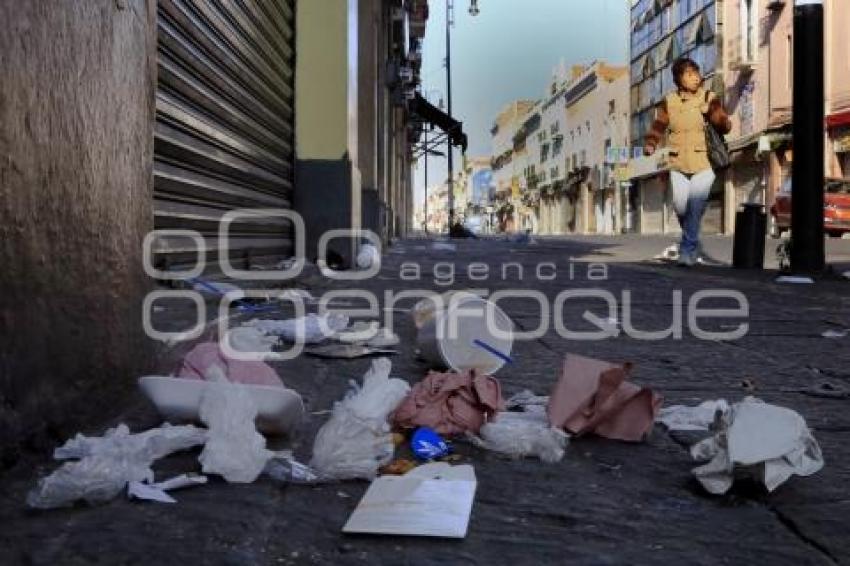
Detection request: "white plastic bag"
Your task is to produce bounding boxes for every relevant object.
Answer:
[356,243,380,270]
[310,358,410,480]
[27,424,207,509]
[198,382,273,483]
[471,408,568,463]
[246,313,349,344]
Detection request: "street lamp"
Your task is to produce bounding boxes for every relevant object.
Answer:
[445,0,480,232]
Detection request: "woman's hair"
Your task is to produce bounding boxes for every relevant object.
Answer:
[671,57,701,88]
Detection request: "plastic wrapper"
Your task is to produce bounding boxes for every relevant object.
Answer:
[245,313,349,344]
[198,382,273,483]
[264,451,320,484]
[470,408,569,463]
[310,358,410,480]
[27,424,207,509]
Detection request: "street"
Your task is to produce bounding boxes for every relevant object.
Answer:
[2,235,849,565]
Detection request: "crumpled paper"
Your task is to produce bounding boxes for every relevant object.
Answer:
[27,424,207,509]
[547,354,662,442]
[691,397,824,494]
[392,369,504,436]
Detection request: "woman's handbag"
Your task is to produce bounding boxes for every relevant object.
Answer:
[704,91,730,171]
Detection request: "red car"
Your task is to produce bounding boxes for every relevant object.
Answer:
[770,178,850,238]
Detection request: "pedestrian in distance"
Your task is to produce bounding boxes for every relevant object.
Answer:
[644,57,732,267]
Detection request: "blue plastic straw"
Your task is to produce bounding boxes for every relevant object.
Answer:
[473,339,513,364]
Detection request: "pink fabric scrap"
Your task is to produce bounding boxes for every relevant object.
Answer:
[547,354,662,442]
[178,342,284,388]
[391,369,504,436]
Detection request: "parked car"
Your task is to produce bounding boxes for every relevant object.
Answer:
[463,214,486,236]
[769,177,850,238]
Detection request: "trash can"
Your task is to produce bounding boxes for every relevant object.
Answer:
[732,203,767,269]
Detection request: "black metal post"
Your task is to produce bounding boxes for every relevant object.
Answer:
[446,0,454,230]
[790,0,825,273]
[424,128,429,234]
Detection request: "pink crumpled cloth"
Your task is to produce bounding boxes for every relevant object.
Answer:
[391,370,504,436]
[547,354,662,442]
[178,342,284,388]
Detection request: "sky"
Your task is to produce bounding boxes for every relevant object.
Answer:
[413,0,630,208]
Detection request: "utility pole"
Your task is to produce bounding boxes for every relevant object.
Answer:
[790,0,825,273]
[424,128,429,234]
[446,0,455,230]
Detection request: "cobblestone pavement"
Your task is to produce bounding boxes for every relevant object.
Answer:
[2,236,849,565]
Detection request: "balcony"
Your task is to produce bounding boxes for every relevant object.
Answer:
[729,34,757,72]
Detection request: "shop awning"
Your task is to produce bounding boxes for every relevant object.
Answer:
[411,94,468,151]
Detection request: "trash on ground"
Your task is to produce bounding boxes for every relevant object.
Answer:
[342,462,477,539]
[416,292,514,375]
[690,397,824,494]
[356,243,380,269]
[198,381,273,483]
[335,321,380,343]
[775,275,815,284]
[264,451,321,484]
[179,342,284,386]
[470,408,568,463]
[310,358,410,480]
[657,400,729,432]
[245,312,349,344]
[191,278,241,297]
[379,459,419,476]
[392,369,503,436]
[27,424,207,509]
[821,329,848,339]
[139,375,303,435]
[431,241,457,252]
[127,473,208,504]
[654,244,679,261]
[304,344,399,359]
[547,354,662,442]
[276,288,318,304]
[411,427,450,461]
[505,389,550,410]
[224,327,280,357]
[842,270,850,279]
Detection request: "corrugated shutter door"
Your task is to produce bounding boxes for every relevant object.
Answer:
[154,0,295,272]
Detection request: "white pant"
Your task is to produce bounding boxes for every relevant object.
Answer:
[670,169,715,256]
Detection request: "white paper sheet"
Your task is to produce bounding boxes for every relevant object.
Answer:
[342,463,476,538]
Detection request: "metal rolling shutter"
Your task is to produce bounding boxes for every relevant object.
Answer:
[154,0,295,272]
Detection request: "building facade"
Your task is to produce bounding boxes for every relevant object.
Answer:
[722,0,850,235]
[0,0,430,465]
[490,100,536,233]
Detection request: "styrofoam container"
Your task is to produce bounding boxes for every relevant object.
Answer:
[138,376,304,435]
[417,293,513,375]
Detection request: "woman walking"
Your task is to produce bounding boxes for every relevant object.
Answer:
[644,57,732,266]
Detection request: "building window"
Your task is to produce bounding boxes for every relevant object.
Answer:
[581,150,587,166]
[742,0,756,62]
[609,99,616,115]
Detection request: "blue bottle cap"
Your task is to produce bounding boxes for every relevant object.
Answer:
[411,427,450,461]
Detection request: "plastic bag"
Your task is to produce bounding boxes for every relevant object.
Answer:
[356,243,380,270]
[310,358,410,480]
[27,424,207,509]
[470,408,569,463]
[198,382,273,483]
[264,451,321,484]
[245,313,349,344]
